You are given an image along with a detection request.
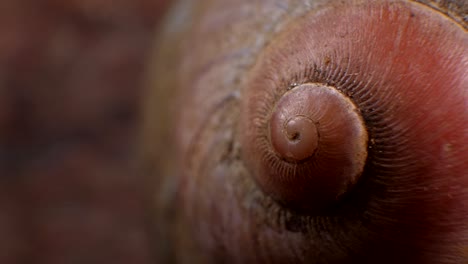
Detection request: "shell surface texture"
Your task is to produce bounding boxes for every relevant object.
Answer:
[144,0,468,263]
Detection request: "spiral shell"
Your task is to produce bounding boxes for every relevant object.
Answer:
[148,0,468,263]
[243,82,368,212]
[240,0,467,216]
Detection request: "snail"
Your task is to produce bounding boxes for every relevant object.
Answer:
[143,0,467,263]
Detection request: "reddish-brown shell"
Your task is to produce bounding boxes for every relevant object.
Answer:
[252,82,368,211]
[241,0,467,216]
[148,0,468,263]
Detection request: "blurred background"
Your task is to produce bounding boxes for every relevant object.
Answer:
[0,0,172,263]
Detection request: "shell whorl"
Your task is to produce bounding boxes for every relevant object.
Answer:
[255,82,368,211]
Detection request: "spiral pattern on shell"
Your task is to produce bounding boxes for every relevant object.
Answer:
[240,0,467,216]
[148,0,468,263]
[243,82,369,212]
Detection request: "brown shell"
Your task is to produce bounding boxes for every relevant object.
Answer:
[146,0,468,263]
[243,82,368,212]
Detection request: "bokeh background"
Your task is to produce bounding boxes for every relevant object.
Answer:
[0,0,171,263]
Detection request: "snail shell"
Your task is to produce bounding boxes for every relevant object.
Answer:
[146,0,468,263]
[242,82,368,212]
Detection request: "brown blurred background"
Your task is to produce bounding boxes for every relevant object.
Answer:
[0,0,171,263]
